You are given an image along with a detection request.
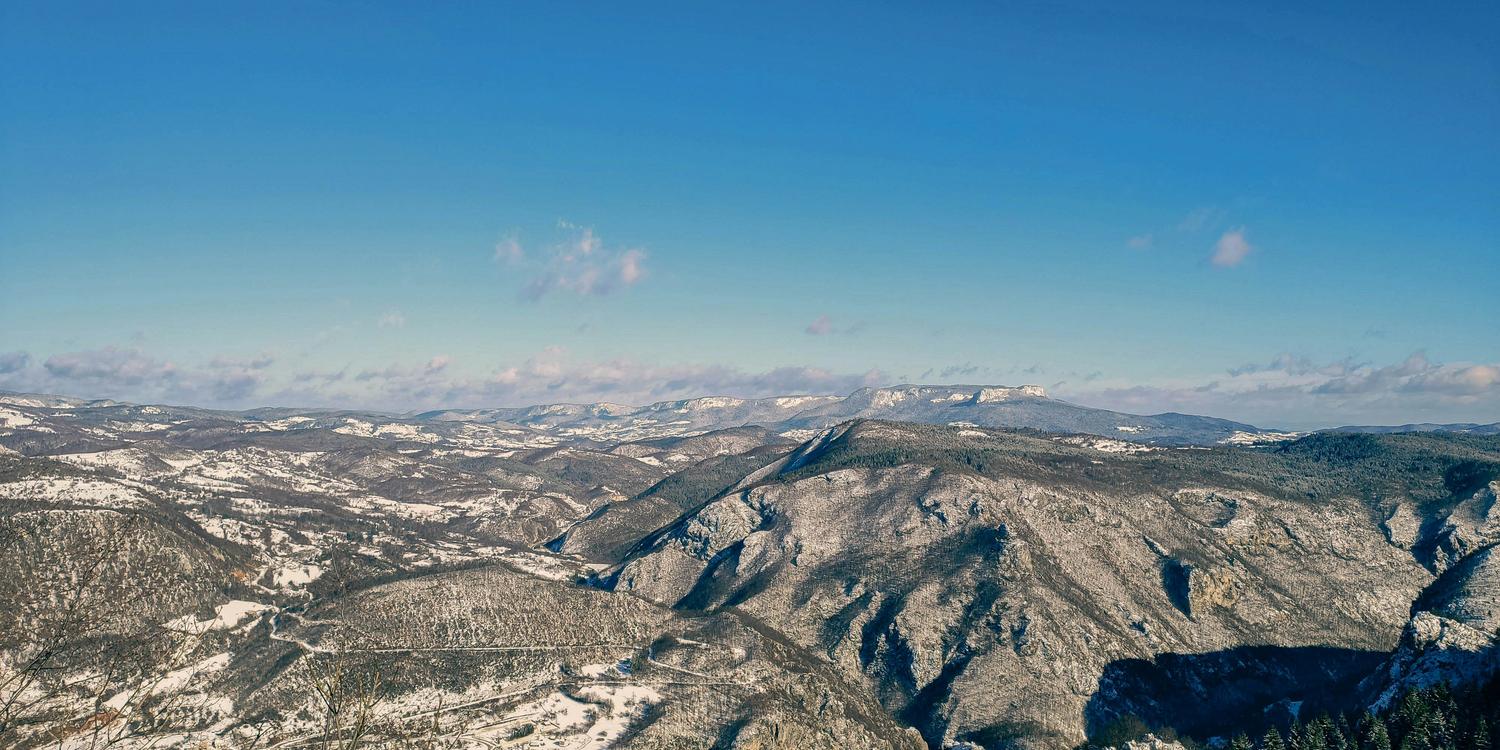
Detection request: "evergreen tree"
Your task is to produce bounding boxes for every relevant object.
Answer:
[1306,719,1330,750]
[1263,727,1288,750]
[1432,684,1457,721]
[1337,714,1355,750]
[1332,714,1356,750]
[1085,681,1493,750]
[1427,712,1450,750]
[1399,725,1431,750]
[1396,690,1432,740]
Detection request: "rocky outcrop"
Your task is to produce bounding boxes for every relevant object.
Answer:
[1427,482,1500,573]
[1381,502,1423,549]
[1118,735,1190,750]
[973,386,1048,403]
[1360,544,1500,709]
[1161,558,1244,618]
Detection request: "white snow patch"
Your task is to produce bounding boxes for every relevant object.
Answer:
[1222,430,1304,445]
[0,407,37,428]
[0,477,152,508]
[54,448,168,476]
[272,564,324,589]
[869,389,911,408]
[1056,435,1159,454]
[168,600,271,633]
[679,396,744,411]
[772,395,835,409]
[104,420,174,432]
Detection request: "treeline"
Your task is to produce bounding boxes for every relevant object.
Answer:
[1091,681,1498,750]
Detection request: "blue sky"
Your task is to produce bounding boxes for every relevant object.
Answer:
[1,1,1496,428]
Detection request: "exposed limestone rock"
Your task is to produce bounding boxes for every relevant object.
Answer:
[1361,544,1500,709]
[1429,482,1500,573]
[1185,563,1244,615]
[974,386,1048,403]
[1382,502,1422,549]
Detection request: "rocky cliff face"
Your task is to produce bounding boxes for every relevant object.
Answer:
[1360,542,1500,710]
[1425,481,1500,573]
[608,422,1500,748]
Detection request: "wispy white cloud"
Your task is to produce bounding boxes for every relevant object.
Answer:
[1126,206,1229,253]
[493,235,524,264]
[311,324,347,346]
[8,347,278,405]
[1059,351,1500,429]
[458,347,884,407]
[0,351,29,374]
[201,354,277,401]
[376,310,407,328]
[1226,352,1349,377]
[1176,206,1226,233]
[1211,227,1253,267]
[803,315,864,337]
[43,346,178,385]
[619,249,646,285]
[4,344,1495,429]
[0,345,885,411]
[918,362,1041,381]
[498,224,648,301]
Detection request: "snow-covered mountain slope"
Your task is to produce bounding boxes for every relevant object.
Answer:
[413,384,1272,446]
[0,402,920,749]
[1328,422,1500,435]
[4,390,1498,749]
[1,383,1284,462]
[605,422,1500,748]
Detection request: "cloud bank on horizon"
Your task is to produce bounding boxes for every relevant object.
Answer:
[1,344,1495,431]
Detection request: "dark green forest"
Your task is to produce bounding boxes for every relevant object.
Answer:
[1087,680,1499,750]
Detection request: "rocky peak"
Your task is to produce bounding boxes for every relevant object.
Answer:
[974,385,1048,402]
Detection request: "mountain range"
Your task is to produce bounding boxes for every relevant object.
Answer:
[1,387,1496,749]
[414,384,1271,446]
